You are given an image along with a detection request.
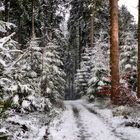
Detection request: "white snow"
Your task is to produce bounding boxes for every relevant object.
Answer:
[75,104,120,140]
[2,99,140,140]
[125,64,131,69]
[49,104,79,140]
[0,6,5,11]
[88,77,98,84]
[98,80,104,86]
[0,127,7,133]
[22,100,30,108]
[4,113,50,140]
[86,99,140,140]
[13,95,19,104]
[0,21,16,33]
[49,100,140,140]
[49,100,120,140]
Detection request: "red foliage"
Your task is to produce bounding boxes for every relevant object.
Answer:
[97,84,136,106]
[97,86,111,97]
[115,85,137,106]
[95,72,137,105]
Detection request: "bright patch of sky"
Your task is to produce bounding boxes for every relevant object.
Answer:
[119,0,138,23]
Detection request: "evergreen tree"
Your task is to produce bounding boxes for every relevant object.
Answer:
[120,32,137,92]
[87,33,110,99]
[119,5,137,45]
[41,42,66,103]
[75,47,92,98]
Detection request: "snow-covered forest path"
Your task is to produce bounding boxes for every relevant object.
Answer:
[48,100,124,140]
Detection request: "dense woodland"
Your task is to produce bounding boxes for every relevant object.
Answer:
[0,0,140,139]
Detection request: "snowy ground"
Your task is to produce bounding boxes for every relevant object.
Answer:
[49,99,140,140]
[1,99,140,140]
[0,112,51,140]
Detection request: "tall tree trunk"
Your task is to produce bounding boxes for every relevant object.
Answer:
[89,1,94,48]
[32,0,35,38]
[90,14,94,48]
[76,22,80,69]
[5,0,9,22]
[5,0,9,36]
[137,0,140,98]
[110,0,120,104]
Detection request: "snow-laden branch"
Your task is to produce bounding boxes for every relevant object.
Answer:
[0,50,23,54]
[5,38,38,70]
[6,48,29,70]
[0,32,16,49]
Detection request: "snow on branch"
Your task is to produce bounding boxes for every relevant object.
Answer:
[0,32,16,49]
[6,48,28,70]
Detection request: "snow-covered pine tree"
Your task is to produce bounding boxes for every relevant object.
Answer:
[10,38,43,112]
[74,32,110,100]
[0,4,20,112]
[0,20,24,115]
[74,47,92,98]
[119,6,137,93]
[41,42,66,106]
[119,5,137,45]
[120,31,137,92]
[87,33,110,100]
[6,0,43,112]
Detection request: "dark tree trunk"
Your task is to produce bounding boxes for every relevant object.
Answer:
[110,0,120,104]
[5,0,9,22]
[89,1,95,48]
[4,0,9,36]
[137,0,140,98]
[32,0,35,38]
[90,14,94,48]
[76,22,81,69]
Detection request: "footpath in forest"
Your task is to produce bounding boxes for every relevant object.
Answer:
[1,99,140,140]
[48,100,140,140]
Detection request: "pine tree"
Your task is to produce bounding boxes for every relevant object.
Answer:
[0,31,23,114]
[41,42,66,103]
[87,32,110,100]
[119,5,136,45]
[75,48,92,98]
[120,32,137,92]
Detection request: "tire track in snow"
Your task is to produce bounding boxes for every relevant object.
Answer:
[48,103,80,140]
[48,100,125,140]
[72,106,91,140]
[83,104,128,140]
[71,102,121,140]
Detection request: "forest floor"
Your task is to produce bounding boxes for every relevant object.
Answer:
[48,99,140,140]
[1,99,140,140]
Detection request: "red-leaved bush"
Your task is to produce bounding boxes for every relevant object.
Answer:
[96,83,136,106]
[97,86,111,97]
[114,85,137,106]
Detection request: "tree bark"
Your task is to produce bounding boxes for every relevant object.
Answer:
[90,14,94,47]
[32,0,35,38]
[137,0,140,98]
[110,0,120,104]
[5,0,9,22]
[89,0,95,48]
[76,22,80,69]
[4,0,9,36]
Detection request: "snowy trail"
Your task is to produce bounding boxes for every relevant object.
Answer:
[48,100,122,140]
